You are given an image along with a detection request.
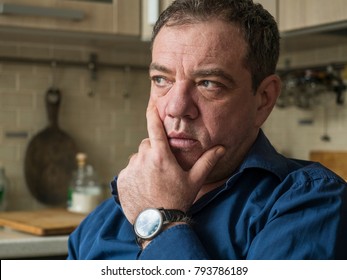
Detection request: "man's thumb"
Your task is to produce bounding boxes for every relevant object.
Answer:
[189,146,225,185]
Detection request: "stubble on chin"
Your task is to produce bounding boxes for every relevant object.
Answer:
[171,148,200,171]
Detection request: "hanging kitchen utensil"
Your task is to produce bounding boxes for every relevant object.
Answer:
[123,66,131,99]
[326,65,346,105]
[87,53,98,97]
[321,98,331,142]
[24,75,77,205]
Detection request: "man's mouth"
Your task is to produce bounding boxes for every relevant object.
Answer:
[167,132,198,150]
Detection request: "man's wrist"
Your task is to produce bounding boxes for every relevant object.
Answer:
[138,222,189,249]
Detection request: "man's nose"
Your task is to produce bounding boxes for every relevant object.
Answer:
[165,82,199,120]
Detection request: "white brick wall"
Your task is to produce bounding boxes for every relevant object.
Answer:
[0,41,151,210]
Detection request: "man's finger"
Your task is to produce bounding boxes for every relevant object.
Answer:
[146,99,170,151]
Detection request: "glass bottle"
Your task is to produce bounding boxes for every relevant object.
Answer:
[0,163,9,211]
[67,153,103,214]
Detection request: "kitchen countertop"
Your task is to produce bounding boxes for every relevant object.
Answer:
[0,227,69,259]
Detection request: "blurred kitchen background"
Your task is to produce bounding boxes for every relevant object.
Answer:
[1,0,347,210]
[0,0,347,258]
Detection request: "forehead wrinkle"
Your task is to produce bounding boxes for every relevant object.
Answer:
[151,22,247,82]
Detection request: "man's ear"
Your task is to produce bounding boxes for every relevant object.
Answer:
[254,74,281,127]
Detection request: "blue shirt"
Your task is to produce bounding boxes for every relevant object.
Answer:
[67,130,347,259]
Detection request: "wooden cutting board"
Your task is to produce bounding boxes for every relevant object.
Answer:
[310,151,347,181]
[24,88,77,206]
[0,209,86,236]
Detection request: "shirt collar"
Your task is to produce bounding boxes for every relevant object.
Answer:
[237,129,289,181]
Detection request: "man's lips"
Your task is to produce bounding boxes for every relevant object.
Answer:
[167,133,198,150]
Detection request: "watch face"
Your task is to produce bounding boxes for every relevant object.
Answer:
[134,208,163,239]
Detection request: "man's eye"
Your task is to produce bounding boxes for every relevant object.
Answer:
[199,80,223,90]
[151,76,171,87]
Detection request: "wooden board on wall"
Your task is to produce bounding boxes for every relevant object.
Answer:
[310,151,347,181]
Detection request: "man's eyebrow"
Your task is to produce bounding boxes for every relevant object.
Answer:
[149,64,235,84]
[191,68,235,84]
[149,63,172,74]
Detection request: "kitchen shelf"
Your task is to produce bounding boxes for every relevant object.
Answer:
[0,24,152,71]
[0,25,150,50]
[1,18,347,70]
[2,19,347,53]
[281,20,347,53]
[0,53,149,72]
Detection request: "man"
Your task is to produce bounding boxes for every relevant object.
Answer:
[67,0,347,259]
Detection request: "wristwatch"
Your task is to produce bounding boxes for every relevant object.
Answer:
[133,207,187,244]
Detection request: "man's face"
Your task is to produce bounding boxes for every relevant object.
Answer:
[150,20,262,182]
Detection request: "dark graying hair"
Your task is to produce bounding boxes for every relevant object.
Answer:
[151,0,280,91]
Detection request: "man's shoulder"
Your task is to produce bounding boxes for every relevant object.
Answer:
[287,159,346,184]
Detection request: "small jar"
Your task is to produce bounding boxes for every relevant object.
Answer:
[67,153,103,214]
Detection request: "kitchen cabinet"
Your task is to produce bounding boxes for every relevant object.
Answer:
[141,0,277,41]
[279,0,347,32]
[0,228,69,259]
[141,0,173,41]
[0,0,140,36]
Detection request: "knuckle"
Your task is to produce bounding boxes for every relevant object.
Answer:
[128,153,137,162]
[151,152,168,169]
[138,138,151,151]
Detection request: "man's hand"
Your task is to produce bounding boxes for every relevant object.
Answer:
[117,100,225,224]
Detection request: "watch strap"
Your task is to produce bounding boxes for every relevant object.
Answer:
[159,208,188,224]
